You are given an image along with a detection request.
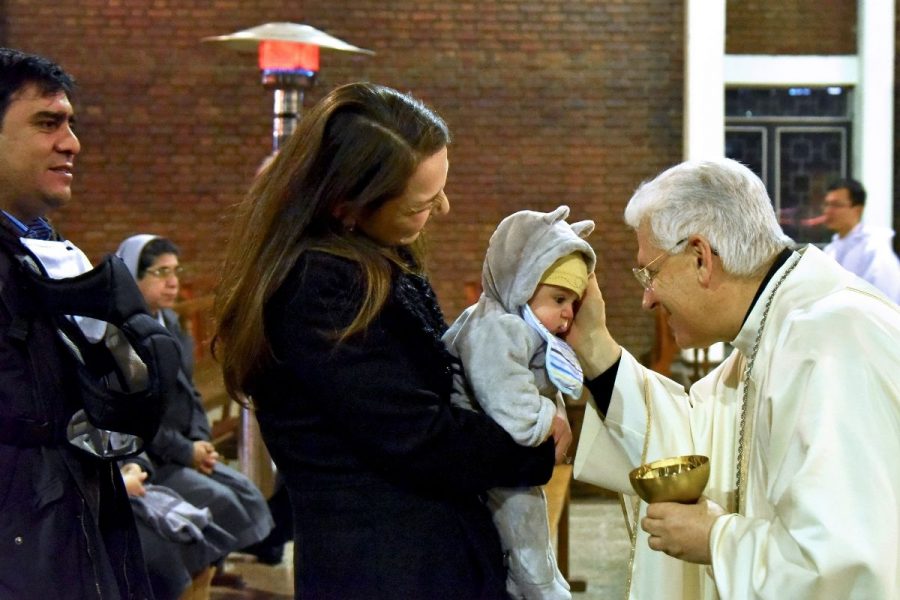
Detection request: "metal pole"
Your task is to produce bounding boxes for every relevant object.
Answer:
[239,404,275,496]
[263,71,315,151]
[272,88,302,151]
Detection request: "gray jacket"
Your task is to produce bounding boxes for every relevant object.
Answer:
[443,206,596,447]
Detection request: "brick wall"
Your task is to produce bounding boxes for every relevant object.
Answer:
[1,0,886,358]
[726,0,856,55]
[2,0,683,357]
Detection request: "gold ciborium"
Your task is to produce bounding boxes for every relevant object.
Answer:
[629,455,710,504]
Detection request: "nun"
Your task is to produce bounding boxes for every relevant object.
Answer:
[115,235,274,578]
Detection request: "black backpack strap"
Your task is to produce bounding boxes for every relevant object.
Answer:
[24,255,148,324]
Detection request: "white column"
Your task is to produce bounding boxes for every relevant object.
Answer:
[684,0,726,160]
[855,0,895,227]
[683,0,727,365]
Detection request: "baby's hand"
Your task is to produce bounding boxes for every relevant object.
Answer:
[550,409,572,464]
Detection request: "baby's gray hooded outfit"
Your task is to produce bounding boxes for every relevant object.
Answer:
[443,205,596,600]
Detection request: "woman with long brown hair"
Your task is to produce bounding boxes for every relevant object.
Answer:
[214,82,569,598]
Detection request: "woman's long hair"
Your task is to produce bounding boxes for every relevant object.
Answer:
[213,82,450,401]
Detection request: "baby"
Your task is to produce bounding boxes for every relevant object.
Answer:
[444,205,595,600]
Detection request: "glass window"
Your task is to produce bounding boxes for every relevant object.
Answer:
[725,87,852,245]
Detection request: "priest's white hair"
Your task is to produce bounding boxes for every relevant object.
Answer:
[624,157,794,276]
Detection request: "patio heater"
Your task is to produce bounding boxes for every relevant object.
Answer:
[203,23,373,493]
[203,22,375,153]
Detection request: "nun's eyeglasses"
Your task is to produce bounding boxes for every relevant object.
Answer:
[144,265,184,279]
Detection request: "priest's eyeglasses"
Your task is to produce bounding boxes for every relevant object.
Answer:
[144,265,184,279]
[632,239,687,291]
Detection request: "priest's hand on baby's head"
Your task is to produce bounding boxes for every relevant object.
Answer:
[565,273,620,378]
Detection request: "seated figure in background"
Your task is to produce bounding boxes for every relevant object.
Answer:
[115,235,275,582]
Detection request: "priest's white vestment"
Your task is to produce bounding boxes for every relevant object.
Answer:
[575,246,900,599]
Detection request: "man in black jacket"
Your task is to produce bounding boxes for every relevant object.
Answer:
[0,47,156,599]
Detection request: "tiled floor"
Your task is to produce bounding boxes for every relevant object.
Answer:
[568,496,630,599]
[211,494,630,599]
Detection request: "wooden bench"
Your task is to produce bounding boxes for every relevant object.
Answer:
[175,295,240,456]
[545,463,587,592]
[192,357,238,453]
